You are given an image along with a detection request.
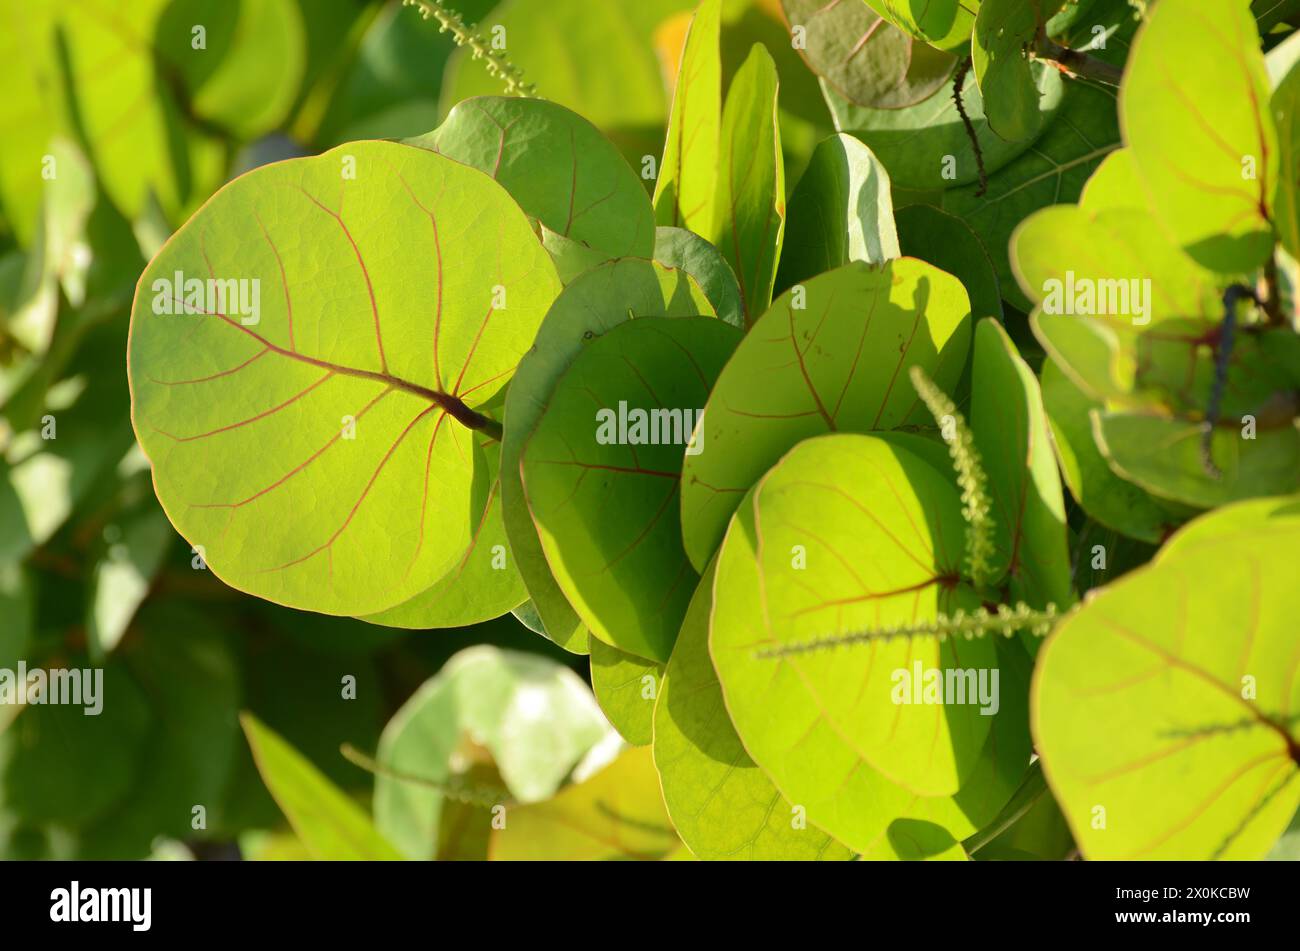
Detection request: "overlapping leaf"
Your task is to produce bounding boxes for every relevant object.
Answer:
[680,260,973,572]
[500,260,715,654]
[860,0,980,50]
[523,317,741,662]
[590,639,662,747]
[973,0,1045,143]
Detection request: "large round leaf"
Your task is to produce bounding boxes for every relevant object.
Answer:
[654,560,853,860]
[1120,0,1278,273]
[408,97,654,266]
[1033,499,1300,859]
[500,260,715,654]
[710,433,1031,854]
[679,259,973,572]
[129,141,561,617]
[522,317,741,662]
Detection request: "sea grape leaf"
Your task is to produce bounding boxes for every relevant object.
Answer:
[895,204,1003,321]
[654,0,722,238]
[1094,412,1300,509]
[679,259,973,573]
[1040,360,1177,543]
[590,638,662,747]
[859,0,979,50]
[1120,0,1277,273]
[489,745,681,860]
[1272,34,1300,258]
[240,714,403,861]
[782,0,956,110]
[654,561,854,860]
[970,319,1073,610]
[973,0,1046,143]
[373,646,609,859]
[653,226,745,328]
[711,43,786,327]
[1078,147,1145,213]
[500,260,715,654]
[774,133,901,292]
[129,141,561,617]
[522,317,741,662]
[409,96,655,266]
[823,64,1064,191]
[709,434,995,798]
[361,419,527,630]
[539,225,612,285]
[710,434,1031,853]
[1033,500,1300,859]
[943,80,1121,312]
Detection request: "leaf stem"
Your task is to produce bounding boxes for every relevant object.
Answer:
[952,57,988,198]
[1032,36,1125,87]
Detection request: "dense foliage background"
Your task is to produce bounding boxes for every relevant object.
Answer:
[2,0,1299,861]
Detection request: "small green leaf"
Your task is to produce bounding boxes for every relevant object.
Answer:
[859,0,979,50]
[680,260,973,572]
[500,260,715,654]
[1121,0,1277,272]
[654,561,853,859]
[129,141,561,618]
[775,133,901,292]
[711,44,785,327]
[653,226,745,328]
[1033,498,1300,859]
[241,713,403,861]
[522,317,740,662]
[590,639,662,747]
[655,0,722,238]
[973,0,1047,144]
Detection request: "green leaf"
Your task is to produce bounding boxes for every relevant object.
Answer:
[860,0,979,50]
[86,497,174,657]
[653,226,745,328]
[654,561,853,859]
[500,260,714,654]
[895,204,1003,323]
[373,646,609,859]
[775,133,901,292]
[409,96,655,266]
[1254,0,1300,31]
[680,260,973,572]
[360,420,527,629]
[782,0,956,110]
[1120,0,1277,272]
[240,713,403,861]
[522,317,741,662]
[1040,359,1177,543]
[1272,33,1300,258]
[129,141,561,617]
[590,639,662,747]
[970,319,1073,609]
[944,80,1121,311]
[823,64,1065,191]
[710,433,1032,854]
[973,0,1047,143]
[489,745,681,860]
[654,0,722,237]
[711,44,785,327]
[1033,498,1300,859]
